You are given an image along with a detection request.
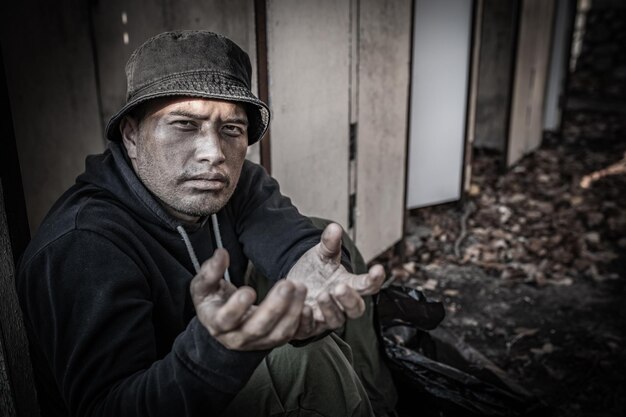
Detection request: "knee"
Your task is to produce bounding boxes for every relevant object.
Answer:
[272,334,353,375]
[266,335,373,416]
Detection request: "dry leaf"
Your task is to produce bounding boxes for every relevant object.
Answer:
[443,289,460,297]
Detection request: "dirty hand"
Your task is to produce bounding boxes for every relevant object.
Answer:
[286,223,385,335]
[191,249,314,350]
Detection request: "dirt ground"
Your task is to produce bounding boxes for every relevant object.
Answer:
[376,112,626,416]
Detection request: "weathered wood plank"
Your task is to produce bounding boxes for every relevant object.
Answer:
[507,0,556,166]
[474,0,520,151]
[266,0,351,227]
[0,39,34,416]
[544,0,574,131]
[0,183,39,417]
[355,0,412,261]
[0,333,17,417]
[463,0,484,193]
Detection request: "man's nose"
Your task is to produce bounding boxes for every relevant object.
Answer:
[195,131,225,165]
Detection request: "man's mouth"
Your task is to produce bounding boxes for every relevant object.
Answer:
[184,173,228,191]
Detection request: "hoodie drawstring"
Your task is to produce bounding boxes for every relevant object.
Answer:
[176,225,201,274]
[176,213,231,282]
[210,213,231,283]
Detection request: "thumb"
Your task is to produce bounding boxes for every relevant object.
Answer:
[190,248,230,305]
[347,264,386,295]
[319,223,343,260]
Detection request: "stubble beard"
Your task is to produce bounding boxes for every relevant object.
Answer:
[134,156,236,220]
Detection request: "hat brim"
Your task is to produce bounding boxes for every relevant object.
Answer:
[105,72,270,146]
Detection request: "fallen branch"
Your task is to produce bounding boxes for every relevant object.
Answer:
[454,201,476,258]
[580,151,626,188]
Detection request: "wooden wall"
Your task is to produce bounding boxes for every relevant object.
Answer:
[507,0,556,166]
[0,23,39,415]
[1,0,105,234]
[0,184,38,417]
[474,0,519,151]
[266,0,352,228]
[355,0,412,260]
[267,0,412,261]
[3,0,412,262]
[544,0,575,131]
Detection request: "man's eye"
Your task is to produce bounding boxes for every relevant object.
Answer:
[172,120,195,129]
[223,125,244,136]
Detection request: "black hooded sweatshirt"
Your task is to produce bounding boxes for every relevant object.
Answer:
[16,141,331,416]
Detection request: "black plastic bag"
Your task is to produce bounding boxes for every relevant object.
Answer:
[377,285,542,417]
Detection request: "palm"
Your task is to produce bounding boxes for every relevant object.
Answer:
[286,223,385,322]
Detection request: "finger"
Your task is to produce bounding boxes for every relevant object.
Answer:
[296,317,329,341]
[317,290,345,329]
[319,223,343,260]
[293,304,315,339]
[348,264,386,296]
[190,249,230,305]
[266,282,307,344]
[332,284,365,319]
[210,287,257,335]
[240,280,296,340]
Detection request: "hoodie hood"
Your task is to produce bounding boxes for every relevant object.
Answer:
[77,141,200,232]
[76,141,223,276]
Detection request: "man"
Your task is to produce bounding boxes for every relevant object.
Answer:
[17,31,394,416]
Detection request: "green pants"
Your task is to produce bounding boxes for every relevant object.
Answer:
[223,218,398,417]
[223,333,374,417]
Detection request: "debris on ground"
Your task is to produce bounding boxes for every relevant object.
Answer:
[376,5,626,413]
[376,125,626,416]
[392,130,626,289]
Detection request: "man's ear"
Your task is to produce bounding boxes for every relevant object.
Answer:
[120,115,140,160]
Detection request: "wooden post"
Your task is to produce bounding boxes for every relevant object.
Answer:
[0,46,40,416]
[254,0,272,174]
[507,0,557,166]
[355,0,412,261]
[462,0,484,196]
[0,183,40,417]
[473,0,520,153]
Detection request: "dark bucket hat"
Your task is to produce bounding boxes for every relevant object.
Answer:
[105,30,270,145]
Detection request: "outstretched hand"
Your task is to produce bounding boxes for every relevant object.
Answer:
[286,223,385,336]
[191,224,385,349]
[190,249,315,350]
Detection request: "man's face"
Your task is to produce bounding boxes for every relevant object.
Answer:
[121,97,249,222]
